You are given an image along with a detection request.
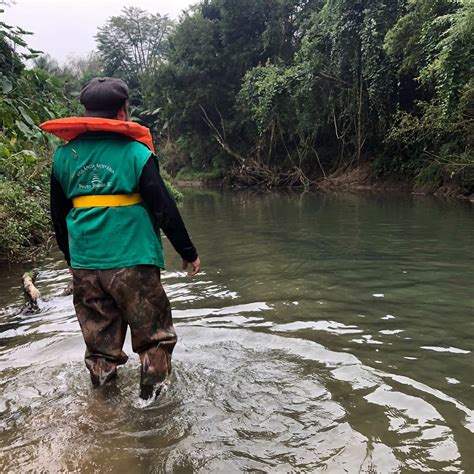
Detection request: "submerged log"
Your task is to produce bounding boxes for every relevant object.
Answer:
[61,280,74,296]
[22,271,40,308]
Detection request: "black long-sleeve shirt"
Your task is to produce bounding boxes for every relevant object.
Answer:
[50,155,198,266]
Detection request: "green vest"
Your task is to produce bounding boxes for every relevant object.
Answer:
[53,132,165,270]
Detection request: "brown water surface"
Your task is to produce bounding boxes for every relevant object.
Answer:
[1,190,473,472]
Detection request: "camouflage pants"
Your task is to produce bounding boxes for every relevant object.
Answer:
[72,265,177,389]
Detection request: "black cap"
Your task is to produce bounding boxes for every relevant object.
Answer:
[80,77,129,113]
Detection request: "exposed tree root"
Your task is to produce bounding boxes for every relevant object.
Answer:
[229,159,312,188]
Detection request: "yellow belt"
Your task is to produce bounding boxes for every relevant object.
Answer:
[72,193,142,208]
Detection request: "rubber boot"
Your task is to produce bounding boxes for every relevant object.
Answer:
[86,356,118,387]
[138,343,171,400]
[139,382,165,400]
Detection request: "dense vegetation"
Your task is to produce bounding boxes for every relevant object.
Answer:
[0,11,75,261]
[1,1,472,261]
[103,0,472,191]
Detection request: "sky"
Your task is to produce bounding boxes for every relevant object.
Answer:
[2,0,194,63]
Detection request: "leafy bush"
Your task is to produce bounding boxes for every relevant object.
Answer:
[0,180,49,261]
[0,29,75,261]
[175,168,224,181]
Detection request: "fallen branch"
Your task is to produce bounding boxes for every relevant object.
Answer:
[22,271,40,308]
[200,105,246,164]
[62,280,74,296]
[231,158,312,188]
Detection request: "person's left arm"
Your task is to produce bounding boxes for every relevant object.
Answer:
[50,171,73,266]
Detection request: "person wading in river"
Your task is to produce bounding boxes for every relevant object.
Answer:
[42,77,200,400]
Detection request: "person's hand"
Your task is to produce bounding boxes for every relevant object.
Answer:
[182,257,201,277]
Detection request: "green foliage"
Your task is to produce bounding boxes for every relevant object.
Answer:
[148,0,408,176]
[63,52,103,84]
[380,0,473,190]
[415,162,445,186]
[385,0,472,112]
[384,0,454,79]
[0,35,23,77]
[424,0,474,112]
[175,168,224,181]
[0,68,71,158]
[146,0,319,172]
[380,87,473,191]
[0,180,49,261]
[0,22,77,261]
[144,0,472,191]
[33,54,60,75]
[0,8,41,66]
[239,62,294,135]
[96,7,174,109]
[160,168,184,202]
[234,0,405,175]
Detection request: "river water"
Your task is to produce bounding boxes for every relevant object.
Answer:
[0,190,473,473]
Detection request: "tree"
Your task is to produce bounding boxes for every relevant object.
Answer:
[140,0,472,191]
[33,54,60,75]
[63,52,103,83]
[147,0,319,174]
[237,0,405,178]
[1,6,41,77]
[382,0,473,188]
[96,7,174,91]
